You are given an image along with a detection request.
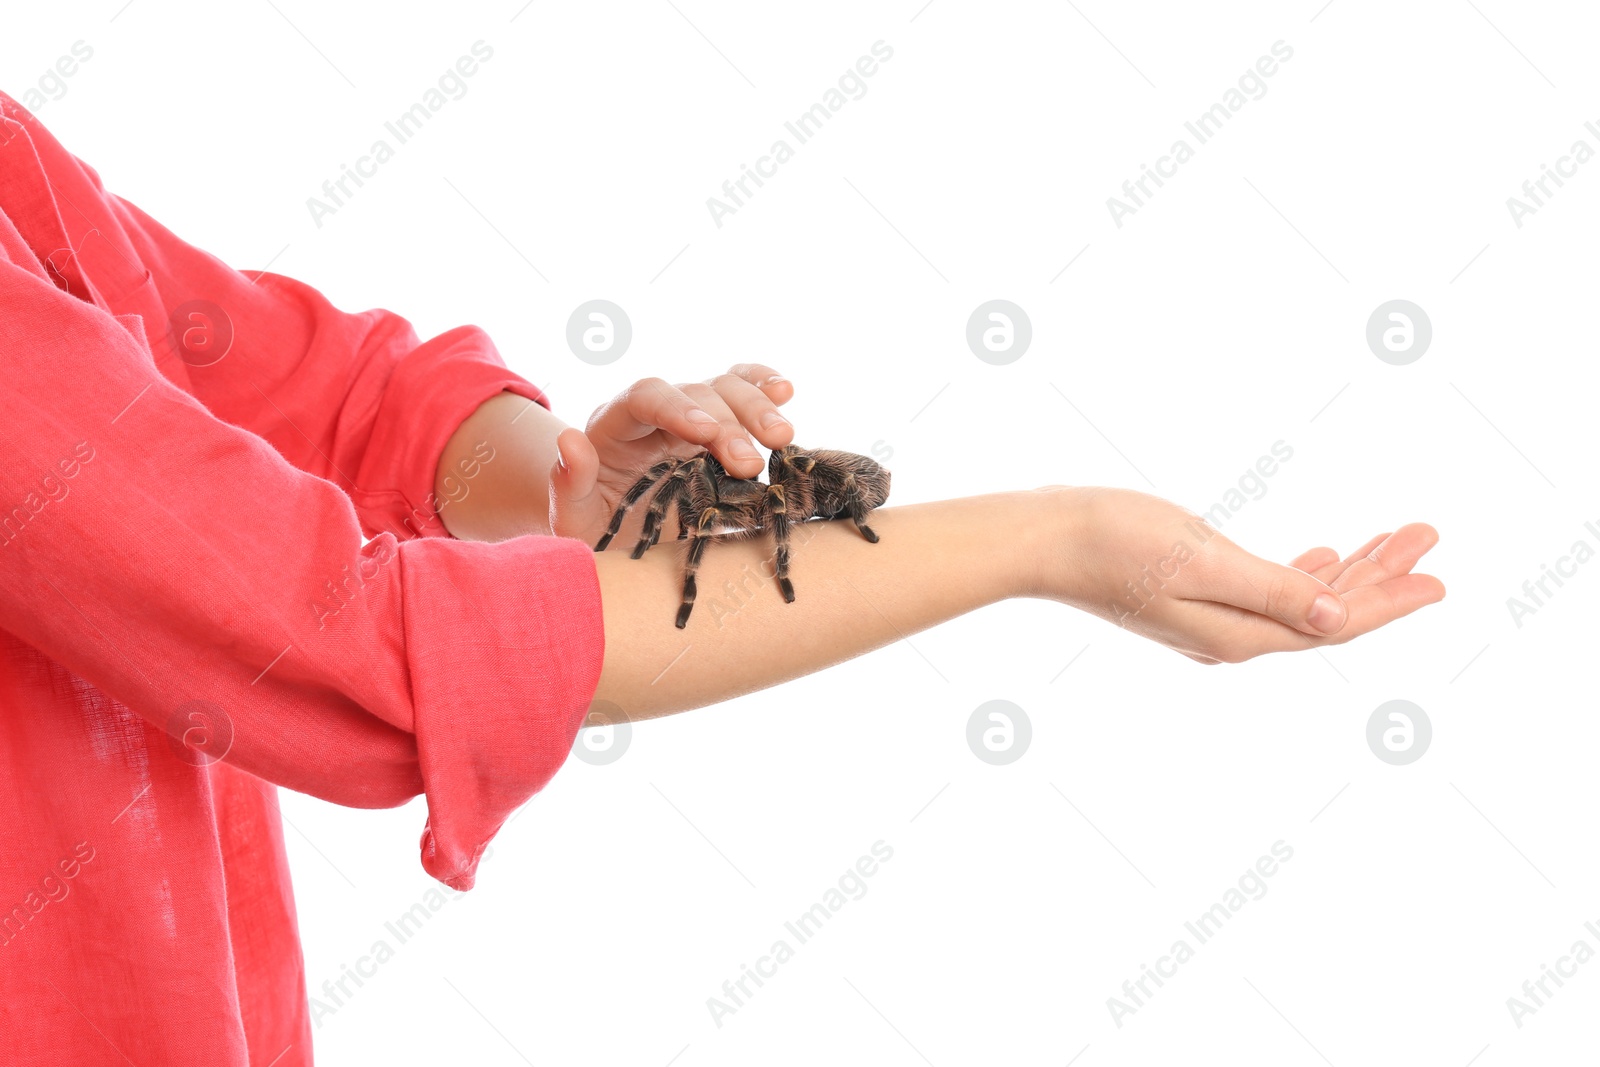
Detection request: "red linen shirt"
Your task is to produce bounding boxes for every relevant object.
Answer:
[0,89,605,1066]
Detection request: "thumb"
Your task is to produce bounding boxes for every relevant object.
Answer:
[549,428,603,540]
[1204,540,1349,637]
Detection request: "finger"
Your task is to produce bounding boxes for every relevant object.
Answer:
[681,383,765,478]
[1172,568,1445,661]
[1289,546,1339,573]
[1193,539,1350,637]
[705,372,795,449]
[1309,531,1390,585]
[1318,573,1447,645]
[1331,524,1440,594]
[549,428,604,541]
[588,378,721,448]
[726,363,793,405]
[1243,571,1447,656]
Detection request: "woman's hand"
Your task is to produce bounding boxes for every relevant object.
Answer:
[1032,486,1445,664]
[548,364,794,545]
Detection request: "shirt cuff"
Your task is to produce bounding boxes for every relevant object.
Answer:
[355,324,549,542]
[401,529,606,890]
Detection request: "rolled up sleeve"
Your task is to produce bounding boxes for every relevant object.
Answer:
[6,89,545,543]
[0,255,603,890]
[110,193,550,542]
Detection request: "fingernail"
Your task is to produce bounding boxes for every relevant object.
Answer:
[760,375,789,387]
[1308,593,1346,635]
[686,407,718,426]
[728,438,759,462]
[760,411,789,430]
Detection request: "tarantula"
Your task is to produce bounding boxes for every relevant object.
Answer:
[593,444,891,628]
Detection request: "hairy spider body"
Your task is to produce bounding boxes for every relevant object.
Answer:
[593,445,891,628]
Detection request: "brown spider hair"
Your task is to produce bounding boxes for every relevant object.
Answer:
[593,444,890,627]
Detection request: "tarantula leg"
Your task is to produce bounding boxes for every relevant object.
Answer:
[672,458,724,627]
[838,472,881,544]
[767,484,796,603]
[676,506,720,628]
[675,481,693,540]
[594,458,679,552]
[668,454,713,543]
[632,462,695,559]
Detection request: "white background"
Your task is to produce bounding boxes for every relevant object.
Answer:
[8,1,1598,1063]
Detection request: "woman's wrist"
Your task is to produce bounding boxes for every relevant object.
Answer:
[1010,484,1096,604]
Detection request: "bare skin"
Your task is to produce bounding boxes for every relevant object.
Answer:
[436,367,1445,721]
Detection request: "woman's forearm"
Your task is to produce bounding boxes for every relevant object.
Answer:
[592,491,1051,720]
[590,481,1448,717]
